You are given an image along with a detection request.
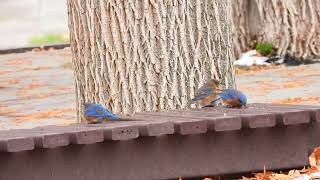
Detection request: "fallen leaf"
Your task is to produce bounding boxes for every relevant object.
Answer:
[1,79,21,85]
[0,69,13,75]
[0,67,51,75]
[235,65,282,75]
[17,66,51,72]
[301,166,319,175]
[303,73,320,78]
[270,173,291,180]
[272,97,320,104]
[255,171,273,180]
[0,109,20,116]
[282,80,310,89]
[12,108,75,123]
[56,118,77,126]
[18,81,47,91]
[16,92,69,101]
[280,67,320,77]
[288,169,302,178]
[309,147,320,171]
[4,59,32,66]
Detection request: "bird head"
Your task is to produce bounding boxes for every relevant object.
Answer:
[209,79,220,86]
[84,102,95,109]
[209,79,224,92]
[84,102,118,121]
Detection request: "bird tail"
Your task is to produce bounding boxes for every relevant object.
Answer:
[84,102,95,109]
[104,116,144,121]
[110,114,119,120]
[190,98,198,104]
[202,97,222,108]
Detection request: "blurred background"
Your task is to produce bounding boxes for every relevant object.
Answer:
[0,0,68,48]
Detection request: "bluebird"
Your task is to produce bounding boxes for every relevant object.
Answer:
[84,103,118,124]
[214,89,247,108]
[190,79,222,107]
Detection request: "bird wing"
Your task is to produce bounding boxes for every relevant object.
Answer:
[84,103,118,121]
[191,86,214,102]
[101,110,118,119]
[85,106,103,117]
[84,104,108,116]
[219,89,239,100]
[210,97,221,105]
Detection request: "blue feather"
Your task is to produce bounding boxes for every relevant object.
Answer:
[191,86,213,102]
[219,89,247,105]
[84,103,118,119]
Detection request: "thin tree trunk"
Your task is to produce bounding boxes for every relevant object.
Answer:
[67,0,235,122]
[232,0,320,59]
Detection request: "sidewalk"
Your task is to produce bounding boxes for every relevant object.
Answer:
[0,49,319,130]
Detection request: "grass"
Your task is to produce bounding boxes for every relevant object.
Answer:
[255,43,274,56]
[28,33,69,46]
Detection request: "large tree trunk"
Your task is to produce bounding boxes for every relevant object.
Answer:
[67,0,235,122]
[232,0,320,59]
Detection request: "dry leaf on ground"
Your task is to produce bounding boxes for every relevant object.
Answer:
[272,97,320,104]
[309,147,320,171]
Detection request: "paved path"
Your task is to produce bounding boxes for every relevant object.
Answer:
[0,49,75,129]
[237,64,320,105]
[0,49,319,130]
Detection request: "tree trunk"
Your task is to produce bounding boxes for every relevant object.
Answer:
[232,0,320,60]
[67,0,235,122]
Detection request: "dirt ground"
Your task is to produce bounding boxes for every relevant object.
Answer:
[0,48,319,130]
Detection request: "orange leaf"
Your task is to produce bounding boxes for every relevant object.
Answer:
[255,171,273,180]
[272,97,320,104]
[12,108,75,123]
[4,59,32,66]
[309,147,320,171]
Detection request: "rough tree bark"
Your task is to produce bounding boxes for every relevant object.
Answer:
[67,0,235,122]
[232,0,320,60]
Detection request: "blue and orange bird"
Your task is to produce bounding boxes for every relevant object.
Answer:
[190,79,223,107]
[83,103,118,124]
[214,89,247,108]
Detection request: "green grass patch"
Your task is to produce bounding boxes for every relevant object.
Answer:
[28,33,69,46]
[255,43,274,56]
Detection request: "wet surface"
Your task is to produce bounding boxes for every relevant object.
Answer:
[0,48,319,130]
